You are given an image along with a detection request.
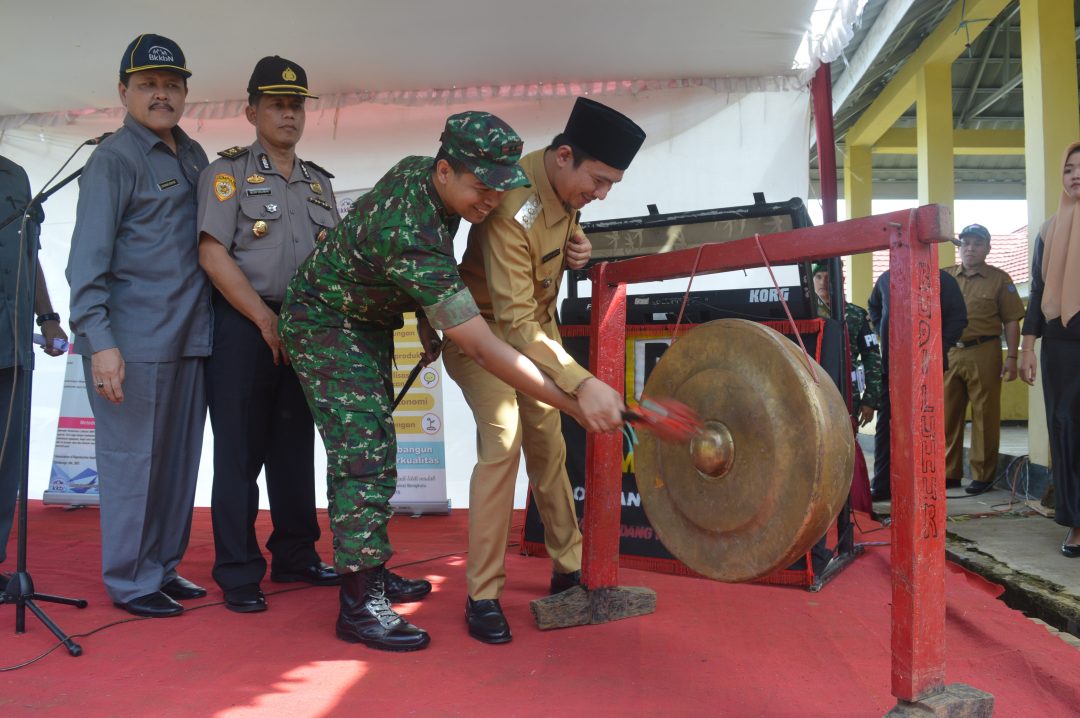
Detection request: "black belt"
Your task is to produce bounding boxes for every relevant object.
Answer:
[955,335,998,349]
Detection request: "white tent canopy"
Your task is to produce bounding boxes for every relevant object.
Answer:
[2,1,864,509]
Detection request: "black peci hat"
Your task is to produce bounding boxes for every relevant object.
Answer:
[561,97,646,170]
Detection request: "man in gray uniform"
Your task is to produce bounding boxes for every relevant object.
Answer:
[67,34,211,617]
[197,56,340,613]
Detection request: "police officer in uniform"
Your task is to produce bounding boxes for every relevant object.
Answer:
[197,56,341,613]
[443,98,644,644]
[944,224,1026,495]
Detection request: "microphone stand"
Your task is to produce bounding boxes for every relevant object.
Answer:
[0,140,102,656]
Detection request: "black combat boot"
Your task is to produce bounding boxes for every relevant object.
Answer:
[384,569,432,602]
[336,566,430,652]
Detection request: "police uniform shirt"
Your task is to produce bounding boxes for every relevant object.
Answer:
[946,263,1026,342]
[197,141,339,302]
[67,113,211,360]
[458,149,592,396]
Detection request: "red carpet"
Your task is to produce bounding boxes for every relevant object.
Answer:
[2,502,1079,717]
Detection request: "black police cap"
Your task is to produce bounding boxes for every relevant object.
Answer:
[247,56,318,99]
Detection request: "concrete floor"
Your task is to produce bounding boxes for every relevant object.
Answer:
[861,423,1080,648]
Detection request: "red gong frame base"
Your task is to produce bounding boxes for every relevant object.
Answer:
[580,204,990,708]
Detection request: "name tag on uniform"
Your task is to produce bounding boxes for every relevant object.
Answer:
[158,179,178,190]
[246,188,272,196]
[541,248,561,264]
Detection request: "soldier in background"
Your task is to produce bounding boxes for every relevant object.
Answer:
[197,56,341,615]
[279,111,624,652]
[812,262,882,427]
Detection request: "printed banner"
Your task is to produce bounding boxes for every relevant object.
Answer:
[391,317,449,513]
[44,345,99,505]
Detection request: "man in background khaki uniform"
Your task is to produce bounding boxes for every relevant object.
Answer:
[944,223,1026,495]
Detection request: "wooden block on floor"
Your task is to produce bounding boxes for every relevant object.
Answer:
[530,585,657,630]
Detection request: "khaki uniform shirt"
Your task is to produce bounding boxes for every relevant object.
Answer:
[946,264,1025,342]
[458,149,591,395]
[197,141,339,303]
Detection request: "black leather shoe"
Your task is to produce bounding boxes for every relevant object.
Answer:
[114,591,183,617]
[224,584,268,613]
[550,569,581,595]
[270,562,341,586]
[870,486,891,502]
[384,570,432,602]
[466,597,512,644]
[965,480,994,495]
[161,575,207,600]
[1062,544,1080,558]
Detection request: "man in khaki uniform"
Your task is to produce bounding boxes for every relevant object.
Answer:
[443,98,645,644]
[944,224,1026,495]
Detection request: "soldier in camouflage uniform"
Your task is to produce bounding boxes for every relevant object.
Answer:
[280,111,623,652]
[812,263,883,425]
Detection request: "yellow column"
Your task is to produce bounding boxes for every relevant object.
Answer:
[916,63,956,268]
[1021,0,1080,467]
[845,143,874,304]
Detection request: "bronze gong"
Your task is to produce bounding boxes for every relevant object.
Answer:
[635,319,854,582]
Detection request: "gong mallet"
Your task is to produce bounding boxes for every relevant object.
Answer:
[391,359,425,411]
[622,396,703,444]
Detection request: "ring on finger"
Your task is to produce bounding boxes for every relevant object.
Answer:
[96,381,105,388]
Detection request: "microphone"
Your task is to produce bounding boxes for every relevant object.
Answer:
[85,132,115,146]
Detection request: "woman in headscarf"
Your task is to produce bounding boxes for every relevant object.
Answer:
[1019,140,1080,557]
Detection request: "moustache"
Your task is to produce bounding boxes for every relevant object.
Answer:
[149,102,175,111]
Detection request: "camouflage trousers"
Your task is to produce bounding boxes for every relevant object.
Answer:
[280,319,397,573]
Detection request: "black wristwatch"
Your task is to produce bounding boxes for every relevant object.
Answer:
[36,312,60,327]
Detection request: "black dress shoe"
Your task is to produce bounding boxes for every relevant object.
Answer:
[965,480,994,495]
[466,597,512,644]
[384,570,432,602]
[114,591,183,618]
[270,561,342,586]
[550,569,581,595]
[1061,544,1080,558]
[161,575,207,600]
[224,584,268,613]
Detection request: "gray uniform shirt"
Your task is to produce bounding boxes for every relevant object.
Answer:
[67,113,211,361]
[197,142,339,302]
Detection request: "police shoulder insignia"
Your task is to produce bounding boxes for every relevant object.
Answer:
[307,196,332,210]
[214,173,236,202]
[513,193,541,230]
[302,160,335,179]
[218,146,249,159]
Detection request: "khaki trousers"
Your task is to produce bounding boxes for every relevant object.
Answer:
[944,340,1003,484]
[443,336,582,599]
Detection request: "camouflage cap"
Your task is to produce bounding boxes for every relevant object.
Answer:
[439,111,531,191]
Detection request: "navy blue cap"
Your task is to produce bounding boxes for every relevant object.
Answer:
[120,34,191,79]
